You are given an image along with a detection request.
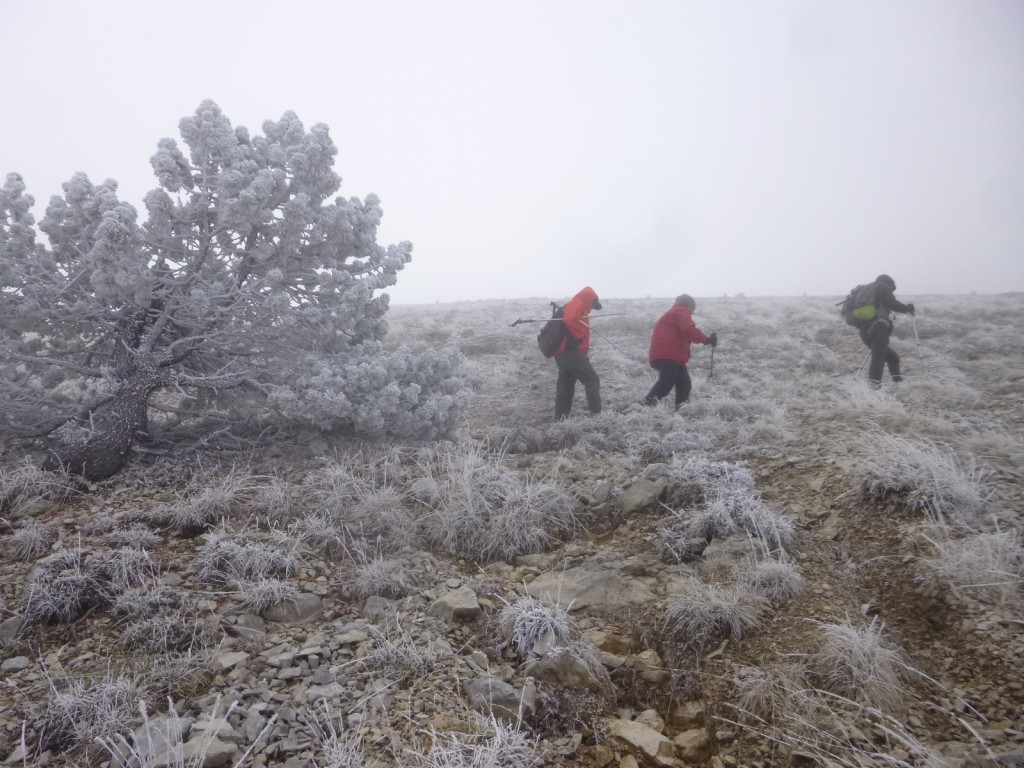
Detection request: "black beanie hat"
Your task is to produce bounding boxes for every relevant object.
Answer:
[875,274,896,290]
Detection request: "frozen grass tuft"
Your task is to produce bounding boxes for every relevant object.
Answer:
[102,524,164,550]
[91,546,159,596]
[302,701,365,768]
[0,459,80,511]
[24,549,104,624]
[100,695,274,768]
[739,553,805,605]
[9,519,57,560]
[915,526,1023,606]
[732,662,811,725]
[664,579,768,650]
[363,630,450,684]
[248,475,307,528]
[37,671,144,758]
[121,612,216,654]
[806,618,908,715]
[411,442,578,563]
[351,555,415,600]
[149,467,254,534]
[406,713,540,768]
[237,578,301,614]
[859,435,995,527]
[495,594,574,658]
[197,532,302,586]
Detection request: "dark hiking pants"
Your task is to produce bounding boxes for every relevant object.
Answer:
[555,349,601,419]
[643,359,692,408]
[859,320,901,384]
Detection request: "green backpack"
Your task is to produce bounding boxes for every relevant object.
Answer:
[840,283,880,326]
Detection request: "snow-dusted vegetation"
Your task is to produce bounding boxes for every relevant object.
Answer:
[1,290,1022,766]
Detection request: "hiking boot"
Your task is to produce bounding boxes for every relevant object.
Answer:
[868,379,881,390]
[892,374,903,383]
[641,397,658,407]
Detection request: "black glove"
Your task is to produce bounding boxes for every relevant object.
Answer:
[704,332,718,348]
[905,303,915,315]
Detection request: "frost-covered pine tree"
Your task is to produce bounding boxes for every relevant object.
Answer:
[0,101,466,480]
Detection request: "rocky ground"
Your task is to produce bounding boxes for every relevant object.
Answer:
[1,294,1022,767]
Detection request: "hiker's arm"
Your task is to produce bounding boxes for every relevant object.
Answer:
[879,284,912,314]
[677,312,707,344]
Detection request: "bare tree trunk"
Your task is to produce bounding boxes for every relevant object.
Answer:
[48,367,167,481]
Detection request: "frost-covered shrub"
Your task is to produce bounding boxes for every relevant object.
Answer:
[304,702,365,768]
[496,594,574,659]
[806,618,908,715]
[915,527,1023,605]
[411,442,578,563]
[664,579,768,650]
[112,587,194,618]
[267,339,470,440]
[10,520,57,560]
[859,436,994,527]
[1,103,469,481]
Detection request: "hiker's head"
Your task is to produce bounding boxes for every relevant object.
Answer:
[675,294,696,311]
[591,297,602,311]
[875,274,896,291]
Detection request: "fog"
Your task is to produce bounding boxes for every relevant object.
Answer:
[1,0,1021,303]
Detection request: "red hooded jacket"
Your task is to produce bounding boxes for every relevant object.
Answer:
[648,302,707,365]
[556,286,599,356]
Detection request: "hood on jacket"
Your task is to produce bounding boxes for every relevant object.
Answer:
[574,286,601,310]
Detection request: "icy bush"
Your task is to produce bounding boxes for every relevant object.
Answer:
[0,459,79,510]
[363,630,450,684]
[148,467,254,534]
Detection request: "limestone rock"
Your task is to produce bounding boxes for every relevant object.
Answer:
[604,717,682,767]
[427,585,481,622]
[262,594,324,625]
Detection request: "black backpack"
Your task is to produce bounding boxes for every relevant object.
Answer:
[537,302,567,357]
[839,283,880,326]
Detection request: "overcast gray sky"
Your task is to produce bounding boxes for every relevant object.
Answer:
[2,0,1022,304]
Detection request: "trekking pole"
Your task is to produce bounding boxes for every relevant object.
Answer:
[855,351,871,376]
[911,314,920,348]
[709,345,715,380]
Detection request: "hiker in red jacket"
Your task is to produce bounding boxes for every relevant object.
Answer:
[554,286,603,419]
[642,294,717,409]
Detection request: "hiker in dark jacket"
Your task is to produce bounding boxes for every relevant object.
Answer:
[554,286,602,419]
[642,294,717,409]
[855,274,915,386]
